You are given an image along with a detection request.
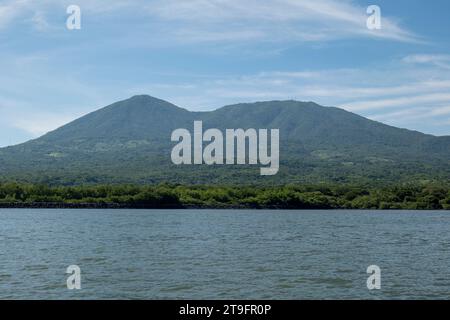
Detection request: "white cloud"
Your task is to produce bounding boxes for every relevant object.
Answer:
[30,11,50,31]
[430,105,450,116]
[0,0,418,43]
[403,54,450,69]
[145,0,418,43]
[123,53,450,136]
[11,113,76,136]
[126,61,450,112]
[369,105,450,122]
[0,0,30,29]
[345,93,450,111]
[1,53,450,143]
[0,1,447,141]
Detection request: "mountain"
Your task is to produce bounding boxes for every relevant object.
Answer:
[0,95,449,185]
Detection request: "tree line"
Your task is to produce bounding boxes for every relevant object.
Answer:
[0,182,449,209]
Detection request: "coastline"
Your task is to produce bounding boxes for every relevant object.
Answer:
[0,202,302,210]
[0,202,449,210]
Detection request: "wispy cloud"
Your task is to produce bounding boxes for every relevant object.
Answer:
[0,0,30,29]
[125,52,450,136]
[346,93,450,111]
[146,0,418,43]
[403,54,450,69]
[0,0,448,144]
[0,0,418,43]
[30,11,50,31]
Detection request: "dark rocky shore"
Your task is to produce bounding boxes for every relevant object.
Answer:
[0,202,253,209]
[0,202,125,209]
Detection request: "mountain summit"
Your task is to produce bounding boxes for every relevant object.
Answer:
[0,95,449,185]
[42,95,192,142]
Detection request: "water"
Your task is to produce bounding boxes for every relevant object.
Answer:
[0,209,449,300]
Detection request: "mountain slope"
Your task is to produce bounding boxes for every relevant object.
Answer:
[41,95,193,142]
[0,95,449,185]
[203,100,435,153]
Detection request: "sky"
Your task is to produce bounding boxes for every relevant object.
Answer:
[1,0,450,147]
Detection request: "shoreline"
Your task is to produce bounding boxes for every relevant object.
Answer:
[0,202,305,210]
[0,202,449,210]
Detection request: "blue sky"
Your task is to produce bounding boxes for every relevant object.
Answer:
[1,0,450,146]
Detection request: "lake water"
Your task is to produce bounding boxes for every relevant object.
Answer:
[0,209,449,300]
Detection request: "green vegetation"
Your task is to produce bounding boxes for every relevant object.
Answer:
[1,96,450,185]
[0,95,449,211]
[1,182,449,210]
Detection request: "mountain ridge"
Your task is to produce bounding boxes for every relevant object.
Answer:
[0,95,449,185]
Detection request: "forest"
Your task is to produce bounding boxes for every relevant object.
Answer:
[0,182,449,210]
